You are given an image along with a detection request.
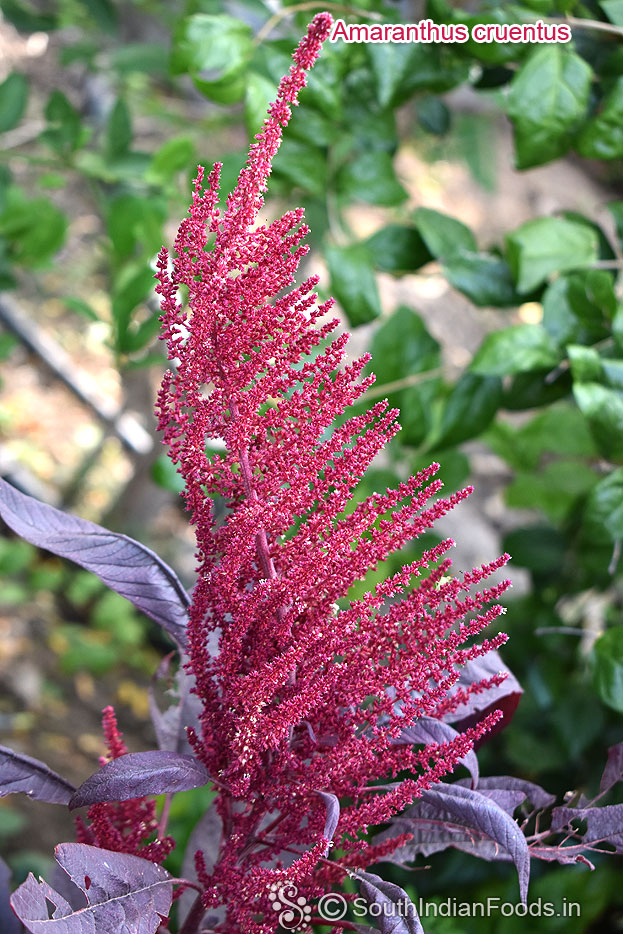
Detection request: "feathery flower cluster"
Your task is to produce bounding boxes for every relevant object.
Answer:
[75,707,174,864]
[155,12,511,930]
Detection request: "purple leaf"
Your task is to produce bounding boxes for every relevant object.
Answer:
[149,654,202,755]
[316,791,339,854]
[349,870,424,934]
[0,856,22,934]
[69,751,210,810]
[393,717,479,788]
[0,478,189,646]
[552,804,623,853]
[455,776,555,813]
[600,741,623,795]
[0,746,75,805]
[10,843,172,933]
[179,800,224,930]
[377,783,530,902]
[445,650,522,745]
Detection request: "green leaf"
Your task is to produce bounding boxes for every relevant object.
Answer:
[105,98,132,161]
[370,305,441,385]
[416,95,450,136]
[367,43,466,108]
[109,42,169,77]
[244,71,277,136]
[601,0,623,26]
[471,325,561,376]
[613,304,623,353]
[151,454,185,495]
[573,382,623,461]
[592,628,623,714]
[506,47,592,169]
[413,207,477,261]
[486,402,597,471]
[338,151,407,207]
[0,73,28,134]
[443,251,520,307]
[364,225,432,274]
[576,77,623,160]
[0,188,66,268]
[433,373,503,449]
[172,14,253,104]
[502,525,566,576]
[584,468,623,543]
[146,137,196,186]
[506,460,598,524]
[506,216,598,293]
[567,344,603,383]
[111,265,155,352]
[64,297,100,322]
[326,243,381,327]
[79,0,117,32]
[369,305,441,445]
[41,90,83,156]
[272,139,327,198]
[106,194,166,261]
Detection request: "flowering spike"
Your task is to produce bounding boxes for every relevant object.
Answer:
[155,12,511,931]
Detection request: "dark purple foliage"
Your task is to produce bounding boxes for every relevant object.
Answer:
[456,775,555,812]
[0,856,22,934]
[316,791,340,854]
[179,803,224,930]
[68,751,210,810]
[445,650,523,745]
[351,869,424,934]
[10,843,173,933]
[552,803,623,853]
[0,478,189,646]
[376,781,530,902]
[600,741,623,795]
[393,717,479,787]
[149,654,201,755]
[0,746,75,804]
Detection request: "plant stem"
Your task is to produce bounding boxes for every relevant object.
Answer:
[179,892,207,934]
[545,15,623,38]
[158,793,173,839]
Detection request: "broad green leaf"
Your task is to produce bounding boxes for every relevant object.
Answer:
[370,305,441,384]
[106,193,166,260]
[592,629,623,714]
[573,382,623,461]
[506,47,592,169]
[172,14,253,104]
[506,460,598,524]
[326,243,381,326]
[0,188,66,268]
[109,42,168,76]
[272,139,327,198]
[417,95,450,136]
[443,251,520,307]
[410,449,470,494]
[0,73,28,134]
[471,325,561,376]
[338,151,407,207]
[486,402,597,471]
[577,77,623,160]
[542,277,581,345]
[79,0,117,31]
[368,43,467,108]
[584,469,623,543]
[41,90,83,156]
[146,137,196,186]
[601,0,623,26]
[502,525,566,576]
[433,373,503,449]
[105,98,132,161]
[506,217,598,293]
[503,368,571,410]
[567,344,603,383]
[112,265,155,352]
[244,72,276,137]
[413,207,477,261]
[364,225,432,274]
